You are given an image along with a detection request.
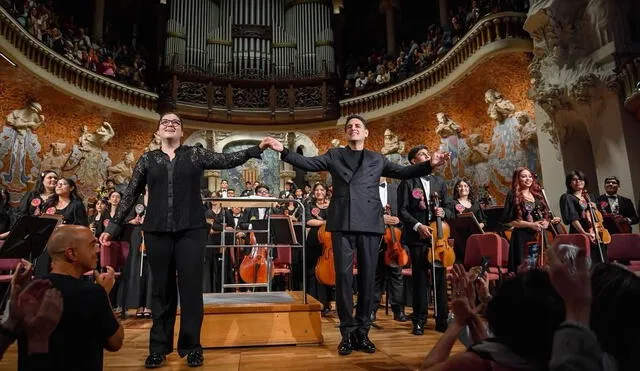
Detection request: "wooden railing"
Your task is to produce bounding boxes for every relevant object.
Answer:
[0,5,157,115]
[339,12,530,118]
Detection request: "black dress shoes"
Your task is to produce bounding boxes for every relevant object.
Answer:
[321,306,331,317]
[338,335,354,355]
[435,321,448,333]
[144,353,166,369]
[186,350,204,367]
[412,321,425,336]
[393,311,409,322]
[353,333,376,353]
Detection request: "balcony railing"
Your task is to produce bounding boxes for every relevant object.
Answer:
[0,5,158,118]
[338,12,531,120]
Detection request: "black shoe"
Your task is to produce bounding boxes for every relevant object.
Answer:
[338,335,354,356]
[412,321,425,336]
[353,333,376,353]
[321,306,331,317]
[370,310,377,322]
[186,351,204,367]
[144,353,166,369]
[393,311,409,322]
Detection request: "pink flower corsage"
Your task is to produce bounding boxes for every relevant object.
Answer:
[311,207,320,217]
[103,219,110,227]
[411,188,424,200]
[455,203,466,213]
[45,207,56,215]
[31,198,41,207]
[599,201,608,209]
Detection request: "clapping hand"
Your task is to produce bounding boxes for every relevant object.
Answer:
[94,266,116,294]
[450,264,477,326]
[547,244,591,324]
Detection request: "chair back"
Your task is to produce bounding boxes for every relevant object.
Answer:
[0,258,22,271]
[552,234,591,257]
[273,245,292,266]
[608,233,640,261]
[464,233,503,268]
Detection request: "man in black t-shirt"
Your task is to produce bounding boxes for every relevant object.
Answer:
[18,225,124,371]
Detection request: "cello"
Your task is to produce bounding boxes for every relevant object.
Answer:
[426,193,455,268]
[383,205,410,268]
[239,231,273,284]
[583,190,610,262]
[314,223,336,286]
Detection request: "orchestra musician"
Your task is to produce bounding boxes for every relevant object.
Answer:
[263,115,449,356]
[596,176,639,233]
[371,177,408,323]
[304,182,332,316]
[559,169,608,263]
[448,179,486,264]
[502,167,552,272]
[397,145,452,335]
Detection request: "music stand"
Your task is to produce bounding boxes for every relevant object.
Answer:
[450,213,484,242]
[482,206,505,234]
[269,215,298,245]
[0,215,60,261]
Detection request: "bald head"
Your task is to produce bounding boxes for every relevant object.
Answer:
[47,225,95,259]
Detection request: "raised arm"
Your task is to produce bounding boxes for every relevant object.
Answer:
[382,158,432,180]
[280,148,331,172]
[105,154,148,235]
[196,145,263,170]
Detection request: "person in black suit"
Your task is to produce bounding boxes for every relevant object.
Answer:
[372,177,408,323]
[262,115,449,356]
[397,145,453,335]
[596,176,639,233]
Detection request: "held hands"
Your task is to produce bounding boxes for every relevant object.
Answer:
[429,151,450,168]
[259,136,284,152]
[94,266,116,294]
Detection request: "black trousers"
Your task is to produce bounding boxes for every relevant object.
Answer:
[373,242,405,313]
[408,242,448,325]
[332,232,380,337]
[145,228,206,357]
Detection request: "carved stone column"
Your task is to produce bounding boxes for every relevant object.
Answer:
[524,0,640,227]
[305,172,323,185]
[92,0,105,41]
[379,0,397,55]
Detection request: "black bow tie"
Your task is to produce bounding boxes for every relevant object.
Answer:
[379,183,386,188]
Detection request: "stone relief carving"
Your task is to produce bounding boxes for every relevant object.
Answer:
[0,102,44,189]
[41,142,70,175]
[381,129,407,166]
[63,122,115,195]
[107,151,135,185]
[330,139,341,148]
[524,0,618,151]
[436,112,463,178]
[484,89,516,122]
[144,132,162,152]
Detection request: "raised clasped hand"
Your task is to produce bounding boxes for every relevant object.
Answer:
[259,136,284,152]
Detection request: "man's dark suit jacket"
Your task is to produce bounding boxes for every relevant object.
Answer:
[280,147,433,234]
[397,175,453,245]
[596,194,639,225]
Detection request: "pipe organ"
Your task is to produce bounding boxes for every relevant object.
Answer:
[165,0,335,78]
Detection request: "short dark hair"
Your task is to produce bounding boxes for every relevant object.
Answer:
[565,169,587,193]
[604,176,619,185]
[158,112,182,127]
[344,114,367,131]
[407,145,428,163]
[256,184,270,193]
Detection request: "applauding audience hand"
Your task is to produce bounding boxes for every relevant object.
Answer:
[94,266,116,295]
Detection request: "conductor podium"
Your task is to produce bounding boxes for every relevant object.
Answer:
[175,198,323,348]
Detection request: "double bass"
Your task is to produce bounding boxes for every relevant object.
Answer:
[315,223,336,286]
[239,232,274,284]
[426,193,455,268]
[383,205,410,268]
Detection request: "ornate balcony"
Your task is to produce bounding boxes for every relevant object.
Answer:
[338,12,532,123]
[619,56,640,120]
[0,5,158,121]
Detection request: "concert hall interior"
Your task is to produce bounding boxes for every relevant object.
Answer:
[0,0,639,370]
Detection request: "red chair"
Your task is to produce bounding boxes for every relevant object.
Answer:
[551,234,591,257]
[607,233,640,272]
[100,241,130,275]
[272,245,293,290]
[464,234,507,281]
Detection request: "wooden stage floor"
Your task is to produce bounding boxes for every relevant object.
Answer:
[0,307,464,370]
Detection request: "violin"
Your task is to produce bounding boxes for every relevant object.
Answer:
[583,191,610,262]
[541,188,567,238]
[314,223,336,286]
[426,193,455,268]
[239,232,273,284]
[383,205,410,268]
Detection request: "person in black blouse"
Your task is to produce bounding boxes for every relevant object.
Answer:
[501,167,551,272]
[99,112,270,368]
[16,170,58,219]
[41,178,88,226]
[304,182,332,315]
[559,169,607,263]
[449,179,486,263]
